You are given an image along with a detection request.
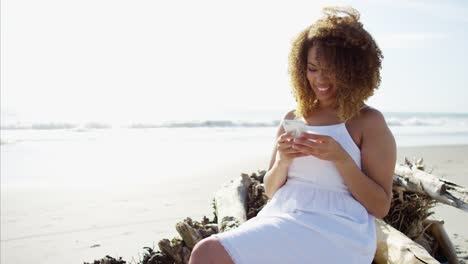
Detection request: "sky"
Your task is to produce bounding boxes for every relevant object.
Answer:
[1,0,468,124]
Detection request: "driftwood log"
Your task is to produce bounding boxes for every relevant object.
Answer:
[374,218,439,263]
[213,173,252,232]
[158,238,190,264]
[156,217,218,264]
[375,218,459,264]
[423,219,459,264]
[393,159,468,212]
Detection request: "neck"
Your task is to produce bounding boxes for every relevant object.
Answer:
[316,100,337,111]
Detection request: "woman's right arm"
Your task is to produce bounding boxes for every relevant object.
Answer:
[264,158,290,199]
[264,110,306,198]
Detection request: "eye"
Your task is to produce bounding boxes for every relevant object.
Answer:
[307,68,317,72]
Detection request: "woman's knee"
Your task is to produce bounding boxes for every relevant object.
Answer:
[190,237,234,264]
[192,237,210,252]
[190,237,216,261]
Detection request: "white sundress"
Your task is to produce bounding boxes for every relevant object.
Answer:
[212,122,377,264]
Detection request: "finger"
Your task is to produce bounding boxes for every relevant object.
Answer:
[306,149,330,160]
[279,131,295,142]
[292,138,324,149]
[285,148,308,156]
[277,141,302,152]
[301,132,330,143]
[285,132,297,141]
[278,145,291,152]
[282,143,303,152]
[277,142,294,151]
[293,144,323,157]
[278,134,288,142]
[292,152,309,158]
[301,133,328,142]
[292,138,326,152]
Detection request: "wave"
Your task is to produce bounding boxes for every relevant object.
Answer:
[1,122,112,130]
[128,120,281,128]
[0,120,282,130]
[1,115,468,130]
[0,122,79,130]
[386,117,468,126]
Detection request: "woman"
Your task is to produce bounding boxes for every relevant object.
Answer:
[189,6,396,264]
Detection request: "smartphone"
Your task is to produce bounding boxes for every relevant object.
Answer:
[282,119,305,138]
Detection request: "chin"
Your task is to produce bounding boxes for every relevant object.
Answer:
[315,93,336,100]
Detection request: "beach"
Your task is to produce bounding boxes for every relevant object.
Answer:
[3,0,468,262]
[1,125,468,263]
[1,127,277,264]
[397,145,468,263]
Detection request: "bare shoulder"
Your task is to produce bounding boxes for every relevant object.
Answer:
[358,106,389,131]
[358,106,396,152]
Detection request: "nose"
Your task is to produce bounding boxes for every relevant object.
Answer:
[316,70,330,82]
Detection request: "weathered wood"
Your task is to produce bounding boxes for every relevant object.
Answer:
[374,218,439,264]
[158,238,190,264]
[423,219,459,264]
[175,221,204,250]
[394,164,468,212]
[214,173,252,232]
[174,217,218,250]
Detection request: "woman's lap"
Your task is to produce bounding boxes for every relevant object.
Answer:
[210,212,375,264]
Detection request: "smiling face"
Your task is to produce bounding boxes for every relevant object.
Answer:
[306,45,338,107]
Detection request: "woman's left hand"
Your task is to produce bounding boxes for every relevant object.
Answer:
[291,132,351,163]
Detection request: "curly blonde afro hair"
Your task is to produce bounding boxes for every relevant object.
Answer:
[288,6,383,121]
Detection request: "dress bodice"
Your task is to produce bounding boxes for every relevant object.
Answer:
[285,122,361,193]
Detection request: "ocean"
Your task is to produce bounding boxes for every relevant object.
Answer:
[1,111,468,263]
[2,111,468,146]
[2,111,468,187]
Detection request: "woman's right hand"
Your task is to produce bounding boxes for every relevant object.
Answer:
[276,131,308,166]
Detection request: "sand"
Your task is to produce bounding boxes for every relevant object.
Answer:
[1,145,467,263]
[397,145,468,263]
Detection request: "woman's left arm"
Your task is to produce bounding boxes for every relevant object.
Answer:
[335,110,396,219]
[292,109,396,219]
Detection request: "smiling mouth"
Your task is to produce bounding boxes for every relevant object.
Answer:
[316,84,331,92]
